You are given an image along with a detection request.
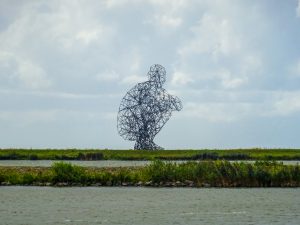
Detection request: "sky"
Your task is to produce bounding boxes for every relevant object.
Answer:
[1,0,300,149]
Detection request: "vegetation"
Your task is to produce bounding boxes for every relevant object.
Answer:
[0,148,300,161]
[0,161,299,187]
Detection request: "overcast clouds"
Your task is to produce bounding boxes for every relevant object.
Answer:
[1,0,300,149]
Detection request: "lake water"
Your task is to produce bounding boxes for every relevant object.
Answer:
[0,160,299,167]
[0,187,299,225]
[0,160,148,167]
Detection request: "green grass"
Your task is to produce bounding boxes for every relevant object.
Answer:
[0,161,299,187]
[0,148,300,160]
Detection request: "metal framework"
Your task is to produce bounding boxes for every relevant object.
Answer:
[117,64,182,150]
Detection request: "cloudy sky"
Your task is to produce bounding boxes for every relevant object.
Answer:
[1,0,300,149]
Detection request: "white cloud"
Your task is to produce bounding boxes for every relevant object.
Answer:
[95,70,120,82]
[0,110,58,125]
[217,69,247,89]
[104,0,135,8]
[181,102,255,122]
[75,28,104,45]
[129,51,141,72]
[297,0,300,17]
[178,13,241,59]
[104,0,185,29]
[47,9,114,50]
[0,1,119,92]
[177,89,300,121]
[241,54,263,74]
[0,1,115,51]
[153,15,182,28]
[0,52,51,89]
[122,74,145,84]
[17,61,51,89]
[288,59,300,77]
[143,0,187,29]
[171,71,193,86]
[0,109,115,126]
[175,3,265,91]
[0,89,121,99]
[271,92,300,116]
[120,48,145,84]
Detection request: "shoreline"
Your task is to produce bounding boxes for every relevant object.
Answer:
[1,148,300,161]
[1,160,299,188]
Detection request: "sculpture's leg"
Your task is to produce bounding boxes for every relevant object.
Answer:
[134,139,151,150]
[134,138,163,150]
[152,142,164,150]
[134,141,142,150]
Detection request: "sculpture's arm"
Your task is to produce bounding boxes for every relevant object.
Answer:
[169,95,183,111]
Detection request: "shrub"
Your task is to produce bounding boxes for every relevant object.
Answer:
[291,165,300,183]
[51,162,86,183]
[77,152,103,160]
[0,152,25,160]
[22,174,35,184]
[191,153,219,160]
[222,153,250,160]
[113,168,133,183]
[28,154,38,160]
[0,173,5,183]
[54,155,73,160]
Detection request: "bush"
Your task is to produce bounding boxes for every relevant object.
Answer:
[54,155,73,160]
[0,173,5,183]
[28,154,38,160]
[51,162,86,183]
[0,152,25,160]
[292,165,300,183]
[22,174,35,184]
[222,153,250,160]
[77,152,103,160]
[191,153,219,160]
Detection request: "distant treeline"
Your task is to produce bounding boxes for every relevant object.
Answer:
[0,161,299,187]
[0,149,300,161]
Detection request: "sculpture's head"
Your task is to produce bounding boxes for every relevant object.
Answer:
[148,64,166,87]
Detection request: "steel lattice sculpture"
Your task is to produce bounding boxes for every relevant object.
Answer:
[117,64,183,150]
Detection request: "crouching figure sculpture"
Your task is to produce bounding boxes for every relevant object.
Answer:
[117,64,183,150]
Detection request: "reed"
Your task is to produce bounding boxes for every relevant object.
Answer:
[0,161,299,187]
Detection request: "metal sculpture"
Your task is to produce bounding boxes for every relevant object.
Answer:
[117,64,183,150]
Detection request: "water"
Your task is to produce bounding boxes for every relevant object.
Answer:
[0,160,149,167]
[0,160,299,167]
[0,187,299,225]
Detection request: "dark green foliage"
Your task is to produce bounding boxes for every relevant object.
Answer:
[191,152,250,160]
[7,152,19,159]
[77,152,103,160]
[54,155,74,160]
[51,162,86,183]
[222,153,250,160]
[0,152,26,160]
[0,173,5,183]
[22,174,35,184]
[191,153,219,160]
[28,154,38,160]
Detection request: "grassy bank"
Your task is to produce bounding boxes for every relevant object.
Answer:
[0,149,300,161]
[0,161,299,187]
